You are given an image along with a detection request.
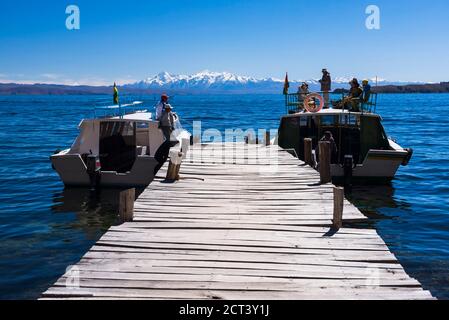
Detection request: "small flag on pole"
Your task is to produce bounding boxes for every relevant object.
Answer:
[113,82,119,105]
[283,73,289,95]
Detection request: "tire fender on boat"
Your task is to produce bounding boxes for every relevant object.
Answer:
[304,93,324,113]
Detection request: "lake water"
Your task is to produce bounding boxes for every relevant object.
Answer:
[0,94,448,299]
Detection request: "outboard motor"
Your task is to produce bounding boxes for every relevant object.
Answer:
[86,154,101,190]
[343,155,355,192]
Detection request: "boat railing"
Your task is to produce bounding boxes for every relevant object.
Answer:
[285,92,345,114]
[94,101,150,119]
[360,92,378,114]
[284,92,378,114]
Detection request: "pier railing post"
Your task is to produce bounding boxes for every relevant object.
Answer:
[319,141,331,184]
[265,130,271,146]
[119,188,135,223]
[166,151,184,181]
[333,186,344,230]
[304,138,313,166]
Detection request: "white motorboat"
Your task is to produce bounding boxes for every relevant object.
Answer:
[51,102,191,188]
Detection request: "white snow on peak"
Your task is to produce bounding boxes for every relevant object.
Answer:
[126,71,416,93]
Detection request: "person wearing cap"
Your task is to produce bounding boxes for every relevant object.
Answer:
[319,69,332,109]
[362,79,372,103]
[156,94,171,121]
[159,103,175,142]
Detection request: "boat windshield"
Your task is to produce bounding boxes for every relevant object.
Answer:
[99,121,137,173]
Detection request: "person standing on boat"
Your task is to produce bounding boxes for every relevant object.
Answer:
[159,104,175,142]
[319,69,331,109]
[156,94,171,121]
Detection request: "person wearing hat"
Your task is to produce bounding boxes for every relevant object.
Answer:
[298,82,310,100]
[343,78,363,111]
[159,103,175,142]
[319,69,332,109]
[156,94,171,121]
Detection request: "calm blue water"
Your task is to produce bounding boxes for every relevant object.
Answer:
[0,94,448,299]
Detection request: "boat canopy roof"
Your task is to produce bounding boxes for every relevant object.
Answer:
[80,111,156,128]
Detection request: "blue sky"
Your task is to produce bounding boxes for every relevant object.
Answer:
[1,0,448,85]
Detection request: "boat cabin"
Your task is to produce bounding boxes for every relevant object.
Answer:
[69,114,165,174]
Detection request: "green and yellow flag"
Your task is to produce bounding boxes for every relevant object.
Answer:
[113,82,119,105]
[283,73,289,95]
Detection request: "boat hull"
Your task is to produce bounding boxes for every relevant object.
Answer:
[329,149,409,183]
[51,152,160,188]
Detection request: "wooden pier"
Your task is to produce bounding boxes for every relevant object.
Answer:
[42,143,433,300]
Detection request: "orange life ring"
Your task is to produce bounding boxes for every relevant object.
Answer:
[304,93,324,113]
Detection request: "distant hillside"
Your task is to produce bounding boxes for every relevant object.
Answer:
[0,83,112,95]
[334,82,449,94]
[0,83,168,96]
[372,82,449,93]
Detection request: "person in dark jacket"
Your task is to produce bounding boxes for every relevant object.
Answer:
[337,78,363,111]
[319,69,332,109]
[315,131,338,165]
[159,104,175,142]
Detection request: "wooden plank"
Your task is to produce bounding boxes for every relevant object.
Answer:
[41,143,433,300]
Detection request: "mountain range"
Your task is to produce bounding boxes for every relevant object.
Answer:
[1,71,446,95]
[124,71,423,94]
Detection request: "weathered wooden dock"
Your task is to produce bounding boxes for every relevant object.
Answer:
[42,143,433,300]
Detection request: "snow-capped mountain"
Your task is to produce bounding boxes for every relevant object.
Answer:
[125,71,421,94]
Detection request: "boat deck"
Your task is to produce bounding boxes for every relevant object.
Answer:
[41,143,433,300]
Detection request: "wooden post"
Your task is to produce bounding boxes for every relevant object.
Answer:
[265,130,271,146]
[319,141,331,184]
[246,133,254,145]
[304,138,313,166]
[191,135,201,145]
[333,186,344,230]
[119,188,135,223]
[166,151,183,181]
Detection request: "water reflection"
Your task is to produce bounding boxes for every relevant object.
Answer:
[347,184,411,220]
[51,187,144,237]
